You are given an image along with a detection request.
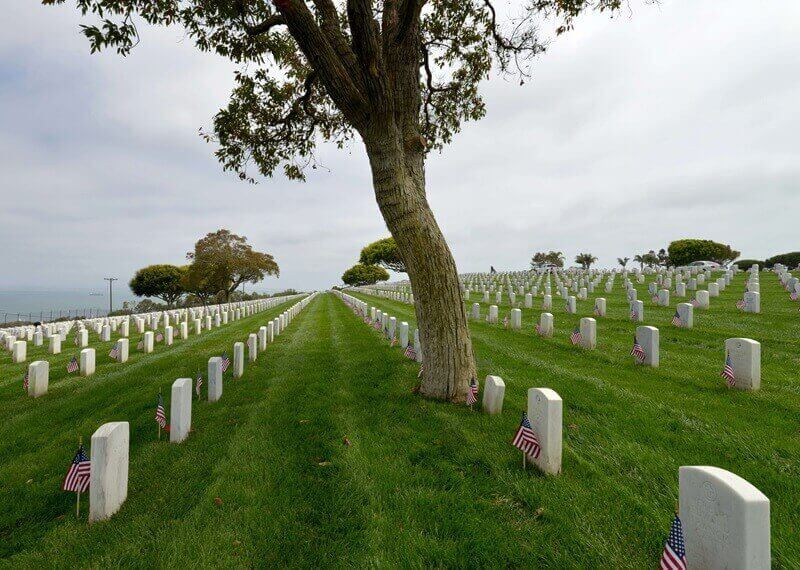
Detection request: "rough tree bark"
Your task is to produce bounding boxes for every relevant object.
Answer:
[363,126,476,402]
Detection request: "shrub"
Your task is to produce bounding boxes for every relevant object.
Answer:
[734,259,763,271]
[667,239,740,267]
[765,252,800,269]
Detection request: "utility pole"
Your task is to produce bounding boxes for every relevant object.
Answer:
[104,277,118,315]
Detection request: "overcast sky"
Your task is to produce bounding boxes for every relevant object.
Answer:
[1,1,798,293]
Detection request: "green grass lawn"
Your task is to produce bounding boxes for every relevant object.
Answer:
[0,275,798,567]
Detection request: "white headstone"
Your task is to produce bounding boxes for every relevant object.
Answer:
[247,334,258,362]
[579,317,596,350]
[170,378,192,443]
[482,375,505,415]
[679,466,770,569]
[12,340,26,363]
[89,421,129,522]
[724,338,761,391]
[208,357,223,402]
[28,361,49,397]
[635,326,659,367]
[527,388,562,475]
[48,334,61,355]
[233,342,244,378]
[80,348,96,376]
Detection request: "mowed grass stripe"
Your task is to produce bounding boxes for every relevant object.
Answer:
[348,279,800,566]
[0,297,303,561]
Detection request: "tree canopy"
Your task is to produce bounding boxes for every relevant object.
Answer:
[574,253,597,270]
[668,239,740,267]
[129,264,187,307]
[186,229,279,300]
[342,263,389,286]
[530,251,565,268]
[359,237,405,272]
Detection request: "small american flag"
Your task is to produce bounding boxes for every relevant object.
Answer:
[23,371,29,391]
[155,393,167,428]
[721,353,736,388]
[404,345,416,360]
[74,335,79,346]
[364,316,371,324]
[570,327,582,346]
[593,303,601,316]
[660,514,688,570]
[691,299,701,308]
[631,335,646,363]
[630,306,638,320]
[535,323,544,336]
[511,411,541,459]
[391,336,397,347]
[671,310,682,327]
[221,352,230,373]
[156,333,164,343]
[109,345,119,360]
[652,294,659,303]
[66,356,79,374]
[790,291,798,301]
[503,315,509,329]
[195,372,203,399]
[736,298,746,310]
[466,377,479,406]
[62,444,91,493]
[137,340,144,350]
[373,320,382,331]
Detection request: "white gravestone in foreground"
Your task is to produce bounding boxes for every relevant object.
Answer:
[679,466,770,570]
[579,317,596,350]
[208,357,223,402]
[12,340,26,364]
[233,342,244,378]
[482,375,505,415]
[538,313,553,338]
[48,335,61,355]
[635,326,659,367]
[89,421,129,522]
[527,388,562,475]
[258,326,267,351]
[170,378,192,443]
[677,303,693,329]
[28,361,49,397]
[116,339,129,363]
[488,305,498,324]
[80,348,96,376]
[247,334,258,362]
[143,331,154,353]
[510,309,522,330]
[725,338,761,391]
[399,322,409,348]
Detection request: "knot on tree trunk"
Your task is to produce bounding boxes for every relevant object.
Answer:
[404,134,427,152]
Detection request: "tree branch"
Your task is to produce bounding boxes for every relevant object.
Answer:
[347,0,386,105]
[393,0,426,45]
[244,14,286,37]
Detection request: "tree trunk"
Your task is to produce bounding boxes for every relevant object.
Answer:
[363,128,476,403]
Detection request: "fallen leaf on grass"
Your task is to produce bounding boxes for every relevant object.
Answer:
[299,419,310,424]
[568,424,579,430]
[214,497,223,506]
[317,461,332,467]
[343,437,351,446]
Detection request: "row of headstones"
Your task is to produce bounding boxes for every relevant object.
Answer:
[21,294,306,398]
[334,291,423,361]
[1,296,299,365]
[0,297,271,345]
[471,303,763,390]
[75,293,317,522]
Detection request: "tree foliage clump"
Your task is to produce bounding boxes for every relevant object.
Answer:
[129,264,187,307]
[734,259,763,271]
[574,253,597,269]
[342,263,389,286]
[186,229,279,301]
[668,239,740,267]
[764,252,800,269]
[530,251,565,268]
[360,237,405,273]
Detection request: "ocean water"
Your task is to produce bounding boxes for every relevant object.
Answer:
[0,290,137,323]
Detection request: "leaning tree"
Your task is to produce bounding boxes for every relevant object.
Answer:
[45,0,625,402]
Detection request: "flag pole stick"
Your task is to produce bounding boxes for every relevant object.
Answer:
[522,453,526,470]
[76,436,82,518]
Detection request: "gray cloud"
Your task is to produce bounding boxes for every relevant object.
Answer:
[1,0,798,294]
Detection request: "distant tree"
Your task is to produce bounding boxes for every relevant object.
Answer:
[617,257,630,269]
[633,254,645,271]
[342,264,390,287]
[129,264,186,307]
[360,237,405,272]
[764,252,800,269]
[642,251,660,268]
[657,248,669,266]
[180,266,219,305]
[734,259,763,271]
[668,240,740,267]
[530,251,565,269]
[575,253,597,270]
[186,230,279,301]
